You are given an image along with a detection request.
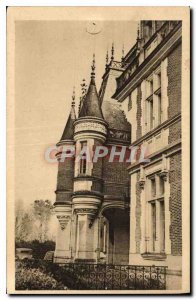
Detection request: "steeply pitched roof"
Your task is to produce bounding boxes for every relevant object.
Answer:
[79,77,104,119]
[59,105,76,141]
[102,99,130,131]
[58,88,76,143]
[99,69,131,132]
[79,54,104,120]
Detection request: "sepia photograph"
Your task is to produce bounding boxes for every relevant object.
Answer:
[6,6,190,294]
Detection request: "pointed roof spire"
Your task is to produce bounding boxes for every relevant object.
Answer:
[79,55,104,120]
[91,53,96,78]
[111,43,114,61]
[81,78,87,96]
[78,79,87,114]
[106,49,109,65]
[137,23,140,40]
[71,86,75,107]
[58,90,76,143]
[121,44,124,61]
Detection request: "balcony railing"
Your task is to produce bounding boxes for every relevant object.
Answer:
[105,60,130,72]
[54,261,167,290]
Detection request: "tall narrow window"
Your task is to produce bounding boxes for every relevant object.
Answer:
[157,72,161,88]
[128,93,132,111]
[151,202,156,252]
[156,71,162,125]
[150,99,154,130]
[151,177,156,197]
[160,201,165,252]
[147,174,166,254]
[145,68,163,130]
[79,141,87,175]
[157,93,162,125]
[149,78,153,96]
[159,176,165,195]
[146,76,154,131]
[100,219,108,254]
[103,222,107,253]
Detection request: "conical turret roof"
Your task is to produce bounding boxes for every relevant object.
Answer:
[79,55,104,120]
[58,89,76,143]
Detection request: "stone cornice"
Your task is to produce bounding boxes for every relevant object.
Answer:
[74,116,108,128]
[53,201,72,206]
[72,190,103,199]
[130,113,181,147]
[106,139,130,146]
[56,140,75,147]
[74,175,103,183]
[55,190,73,194]
[128,139,181,174]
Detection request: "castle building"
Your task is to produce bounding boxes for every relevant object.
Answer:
[54,20,182,289]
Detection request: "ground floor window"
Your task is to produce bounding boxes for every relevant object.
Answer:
[148,174,165,254]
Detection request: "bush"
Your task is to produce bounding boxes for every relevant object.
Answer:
[15,260,89,290]
[15,261,65,290]
[15,240,55,259]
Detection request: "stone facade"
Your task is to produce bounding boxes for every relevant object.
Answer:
[113,21,182,290]
[54,20,182,290]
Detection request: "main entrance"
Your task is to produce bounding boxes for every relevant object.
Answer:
[99,207,130,265]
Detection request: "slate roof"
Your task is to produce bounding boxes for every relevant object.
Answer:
[59,105,76,141]
[79,77,104,120]
[102,99,131,131]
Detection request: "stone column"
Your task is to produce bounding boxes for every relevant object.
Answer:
[54,205,72,263]
[74,208,99,262]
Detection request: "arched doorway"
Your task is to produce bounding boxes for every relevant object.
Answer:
[99,207,130,265]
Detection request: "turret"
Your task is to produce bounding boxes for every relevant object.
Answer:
[72,55,108,262]
[54,88,76,262]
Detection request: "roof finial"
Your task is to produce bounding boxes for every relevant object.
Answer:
[91,53,95,78]
[111,42,114,61]
[71,86,75,107]
[81,78,87,95]
[121,44,124,61]
[78,79,87,114]
[78,96,82,114]
[106,49,109,65]
[137,23,140,40]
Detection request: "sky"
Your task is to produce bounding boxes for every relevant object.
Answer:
[14,20,138,208]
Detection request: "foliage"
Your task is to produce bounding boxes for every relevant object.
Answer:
[16,240,55,259]
[15,209,33,242]
[33,200,53,242]
[15,199,54,243]
[15,260,89,290]
[15,261,65,290]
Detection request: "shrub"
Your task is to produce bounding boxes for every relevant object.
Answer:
[15,260,88,290]
[15,240,55,259]
[15,261,65,290]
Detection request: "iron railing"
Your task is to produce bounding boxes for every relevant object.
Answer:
[54,261,167,290]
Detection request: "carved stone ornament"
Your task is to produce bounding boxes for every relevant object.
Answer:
[74,208,98,228]
[74,208,96,215]
[57,215,71,231]
[75,122,107,135]
[159,170,168,181]
[109,129,130,141]
[139,179,145,189]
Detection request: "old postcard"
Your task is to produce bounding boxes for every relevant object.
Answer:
[7,6,190,294]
